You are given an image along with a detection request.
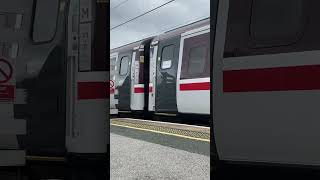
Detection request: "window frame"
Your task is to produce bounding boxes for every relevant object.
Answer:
[180,32,210,79]
[160,45,175,70]
[248,0,307,48]
[31,0,60,44]
[223,0,313,58]
[187,45,208,76]
[119,56,130,76]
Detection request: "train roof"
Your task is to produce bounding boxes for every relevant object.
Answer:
[110,18,210,53]
[110,37,154,54]
[153,18,210,41]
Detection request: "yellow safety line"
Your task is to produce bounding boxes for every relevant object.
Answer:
[25,156,66,162]
[111,123,210,142]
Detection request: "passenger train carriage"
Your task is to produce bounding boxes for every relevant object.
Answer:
[111,18,210,123]
[212,0,320,169]
[0,0,108,175]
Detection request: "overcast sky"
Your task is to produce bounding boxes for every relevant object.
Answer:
[110,0,210,49]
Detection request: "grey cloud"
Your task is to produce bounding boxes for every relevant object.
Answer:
[110,0,210,49]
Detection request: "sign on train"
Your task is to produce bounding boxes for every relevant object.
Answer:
[0,57,14,101]
[0,57,13,84]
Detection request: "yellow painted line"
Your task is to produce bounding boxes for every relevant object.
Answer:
[111,123,210,142]
[26,156,66,162]
[155,113,177,116]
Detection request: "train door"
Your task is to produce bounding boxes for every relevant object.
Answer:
[177,26,210,115]
[130,45,144,111]
[66,0,107,155]
[117,51,133,111]
[149,41,158,111]
[22,0,67,157]
[213,0,320,166]
[155,37,180,113]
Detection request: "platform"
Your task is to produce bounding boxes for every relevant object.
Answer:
[111,118,210,142]
[111,118,210,179]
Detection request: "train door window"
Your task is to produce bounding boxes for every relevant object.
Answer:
[161,45,174,69]
[188,46,207,75]
[224,0,307,57]
[250,0,305,47]
[32,0,59,43]
[119,56,129,76]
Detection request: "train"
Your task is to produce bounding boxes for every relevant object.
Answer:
[0,0,108,178]
[110,18,210,125]
[212,0,320,171]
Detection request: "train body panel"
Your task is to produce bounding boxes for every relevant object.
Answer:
[148,41,158,111]
[177,25,210,115]
[213,0,320,166]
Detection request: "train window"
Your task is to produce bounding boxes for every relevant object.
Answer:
[119,56,129,76]
[161,45,174,69]
[250,0,305,47]
[32,0,59,43]
[223,0,312,57]
[188,46,207,75]
[181,32,210,79]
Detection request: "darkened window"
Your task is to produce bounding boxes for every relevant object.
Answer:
[223,0,320,58]
[32,0,59,43]
[161,45,174,69]
[181,32,210,79]
[119,56,129,76]
[250,0,305,47]
[188,46,207,75]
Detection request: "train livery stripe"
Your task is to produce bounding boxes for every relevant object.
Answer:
[110,88,115,94]
[223,65,320,92]
[180,82,210,91]
[0,85,14,101]
[134,87,144,93]
[78,82,107,100]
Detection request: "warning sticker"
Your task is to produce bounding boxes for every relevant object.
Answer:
[110,80,114,88]
[80,0,92,23]
[0,57,14,101]
[0,58,13,84]
[0,85,14,101]
[79,23,92,71]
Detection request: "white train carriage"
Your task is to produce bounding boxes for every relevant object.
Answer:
[112,18,210,122]
[149,19,210,115]
[212,0,320,168]
[111,38,153,116]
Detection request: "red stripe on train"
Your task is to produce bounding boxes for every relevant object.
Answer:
[110,88,115,94]
[78,82,108,100]
[180,82,210,91]
[134,87,144,93]
[0,85,14,101]
[223,65,320,92]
